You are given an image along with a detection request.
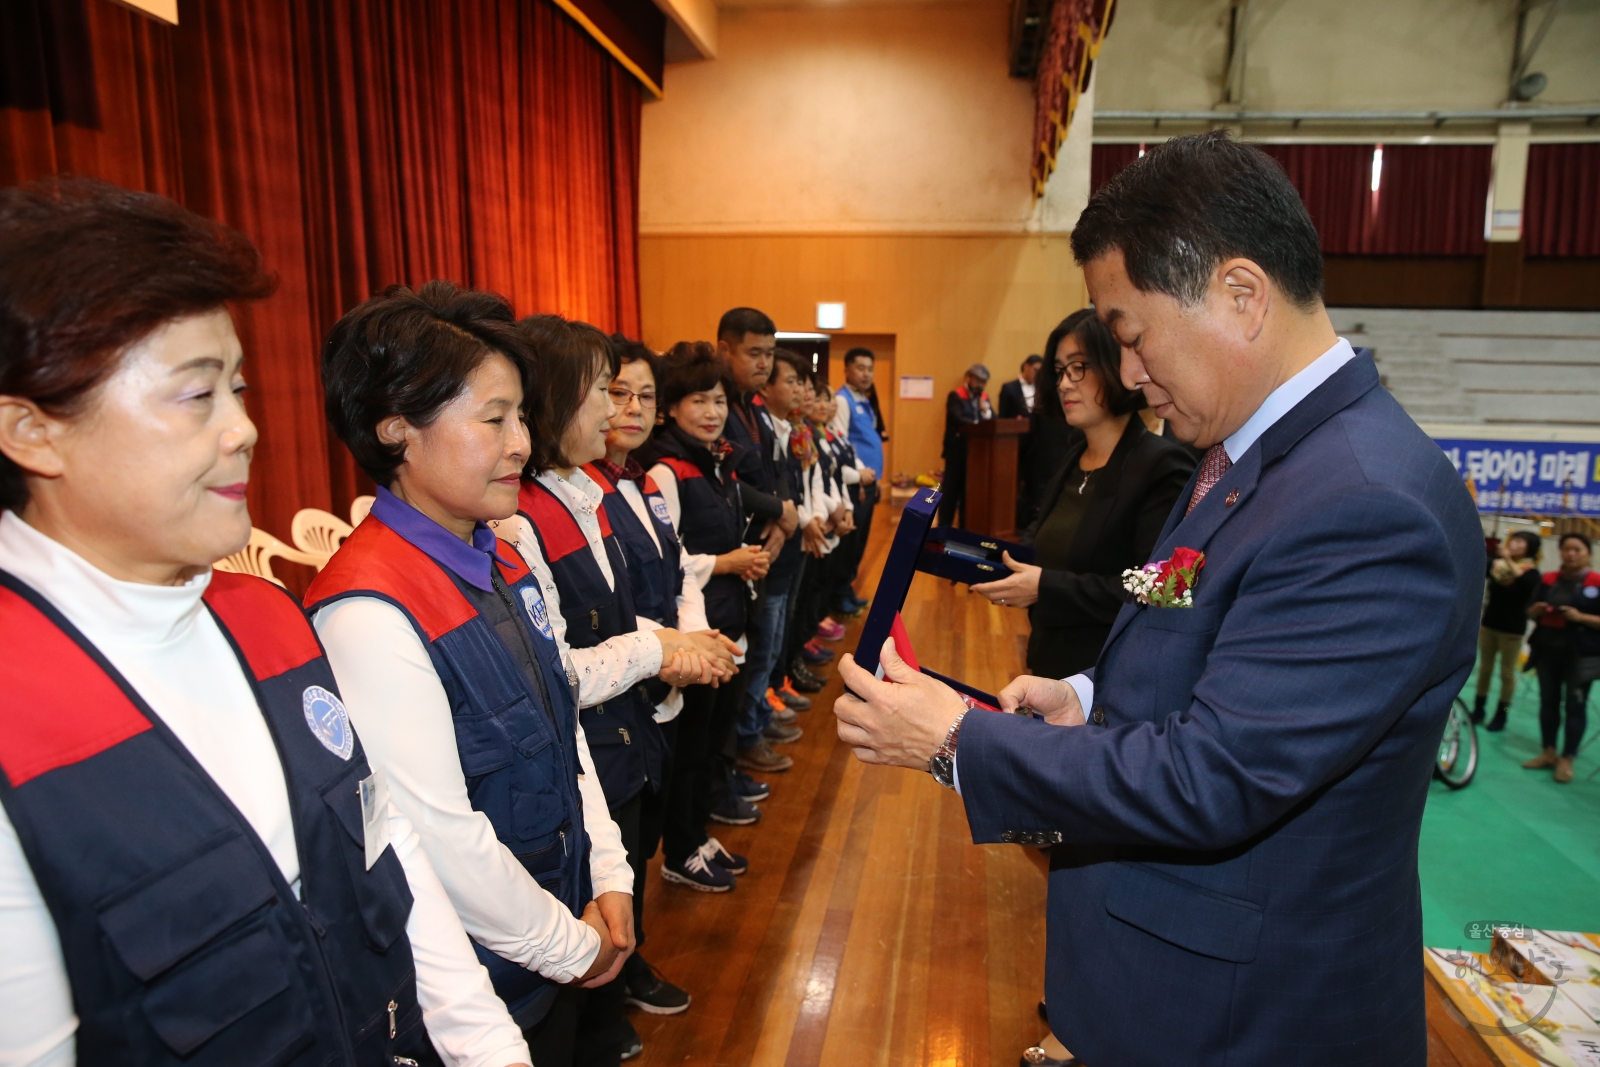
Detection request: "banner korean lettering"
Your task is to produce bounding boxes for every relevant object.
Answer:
[1433,437,1600,517]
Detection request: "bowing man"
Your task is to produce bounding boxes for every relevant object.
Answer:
[0,181,530,1067]
[306,284,621,1065]
[497,316,738,1057]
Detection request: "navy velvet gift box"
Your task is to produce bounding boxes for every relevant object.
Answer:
[851,488,1023,708]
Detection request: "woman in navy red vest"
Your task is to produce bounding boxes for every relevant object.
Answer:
[497,317,738,1061]
[305,284,624,1066]
[586,337,717,1016]
[0,181,528,1067]
[636,342,771,894]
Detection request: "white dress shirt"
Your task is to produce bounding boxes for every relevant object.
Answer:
[0,511,529,1067]
[958,337,1360,793]
[1021,380,1037,411]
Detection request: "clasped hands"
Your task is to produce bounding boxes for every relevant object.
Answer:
[833,638,1087,769]
[654,628,742,688]
[574,890,634,987]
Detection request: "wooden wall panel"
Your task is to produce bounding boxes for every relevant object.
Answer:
[640,232,1085,482]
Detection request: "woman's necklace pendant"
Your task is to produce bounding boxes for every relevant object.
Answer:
[1078,471,1091,495]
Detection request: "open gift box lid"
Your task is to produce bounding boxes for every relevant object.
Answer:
[852,487,1027,709]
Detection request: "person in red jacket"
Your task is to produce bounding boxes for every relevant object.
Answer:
[1523,532,1600,783]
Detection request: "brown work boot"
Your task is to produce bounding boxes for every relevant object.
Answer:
[1523,747,1558,770]
[1554,757,1575,784]
[737,741,794,773]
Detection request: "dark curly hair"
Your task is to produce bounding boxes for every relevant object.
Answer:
[0,177,274,509]
[658,341,736,415]
[322,281,530,486]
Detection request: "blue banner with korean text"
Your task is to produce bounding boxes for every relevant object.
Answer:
[1433,437,1600,517]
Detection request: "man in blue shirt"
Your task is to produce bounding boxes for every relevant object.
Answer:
[833,348,884,613]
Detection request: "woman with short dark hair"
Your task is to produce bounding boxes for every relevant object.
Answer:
[1524,531,1599,783]
[0,180,528,1067]
[972,308,1196,677]
[306,282,625,1064]
[636,341,770,893]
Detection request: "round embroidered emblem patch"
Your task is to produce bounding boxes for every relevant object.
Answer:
[302,685,354,760]
[649,497,673,526]
[521,586,554,639]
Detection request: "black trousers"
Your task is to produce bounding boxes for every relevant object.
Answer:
[662,675,747,865]
[937,451,967,527]
[572,789,647,1067]
[525,986,586,1067]
[1535,653,1591,757]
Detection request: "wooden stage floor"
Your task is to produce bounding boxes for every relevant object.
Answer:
[628,505,1502,1067]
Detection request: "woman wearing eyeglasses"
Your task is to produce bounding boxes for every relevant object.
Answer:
[970,308,1195,679]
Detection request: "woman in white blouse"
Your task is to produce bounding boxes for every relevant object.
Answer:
[0,180,530,1067]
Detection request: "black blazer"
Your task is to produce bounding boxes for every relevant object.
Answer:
[998,378,1031,419]
[1022,417,1195,677]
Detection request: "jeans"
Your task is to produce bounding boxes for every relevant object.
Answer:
[736,580,791,749]
[1535,652,1591,757]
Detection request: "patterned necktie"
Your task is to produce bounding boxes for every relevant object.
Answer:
[1186,443,1233,514]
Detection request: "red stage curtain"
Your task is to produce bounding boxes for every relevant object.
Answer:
[1366,144,1489,256]
[1524,143,1600,258]
[1254,144,1371,254]
[2,0,642,542]
[1090,143,1140,195]
[1090,141,1490,257]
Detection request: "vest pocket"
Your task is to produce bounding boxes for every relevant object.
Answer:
[96,838,306,1059]
[98,834,276,980]
[454,710,516,777]
[139,924,300,1057]
[321,764,413,951]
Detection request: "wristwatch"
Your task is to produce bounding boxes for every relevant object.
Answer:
[928,711,968,788]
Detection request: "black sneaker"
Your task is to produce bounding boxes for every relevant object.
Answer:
[620,1017,643,1060]
[789,659,826,691]
[732,769,771,801]
[624,959,692,1015]
[661,849,735,892]
[702,837,748,876]
[709,791,762,825]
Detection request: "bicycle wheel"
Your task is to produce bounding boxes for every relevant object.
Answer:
[1436,696,1479,789]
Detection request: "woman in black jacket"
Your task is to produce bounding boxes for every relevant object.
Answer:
[971,308,1195,678]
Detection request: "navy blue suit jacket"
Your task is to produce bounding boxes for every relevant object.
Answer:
[959,354,1481,1066]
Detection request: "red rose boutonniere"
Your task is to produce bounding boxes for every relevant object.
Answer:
[1122,547,1206,608]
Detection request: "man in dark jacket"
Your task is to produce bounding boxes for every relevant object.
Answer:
[835,132,1482,1067]
[716,308,803,794]
[938,363,993,526]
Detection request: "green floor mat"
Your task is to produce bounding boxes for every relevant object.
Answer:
[1419,667,1600,950]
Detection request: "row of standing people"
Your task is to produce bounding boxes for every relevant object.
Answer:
[0,179,877,1067]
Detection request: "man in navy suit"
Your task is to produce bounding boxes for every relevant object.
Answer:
[834,132,1481,1066]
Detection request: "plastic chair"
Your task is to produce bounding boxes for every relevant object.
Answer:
[213,528,324,588]
[349,495,376,527]
[291,508,354,568]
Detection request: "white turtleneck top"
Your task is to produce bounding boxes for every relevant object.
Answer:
[0,511,530,1067]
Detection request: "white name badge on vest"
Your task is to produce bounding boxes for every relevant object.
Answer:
[358,767,392,870]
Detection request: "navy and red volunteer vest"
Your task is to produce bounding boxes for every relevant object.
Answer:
[0,569,436,1067]
[303,518,589,1027]
[647,431,749,639]
[516,478,666,810]
[584,463,681,631]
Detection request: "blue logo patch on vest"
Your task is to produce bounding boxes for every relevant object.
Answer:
[302,685,354,760]
[521,586,554,638]
[1585,586,1599,599]
[650,497,673,527]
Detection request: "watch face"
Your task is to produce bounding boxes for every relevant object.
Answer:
[930,753,955,787]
